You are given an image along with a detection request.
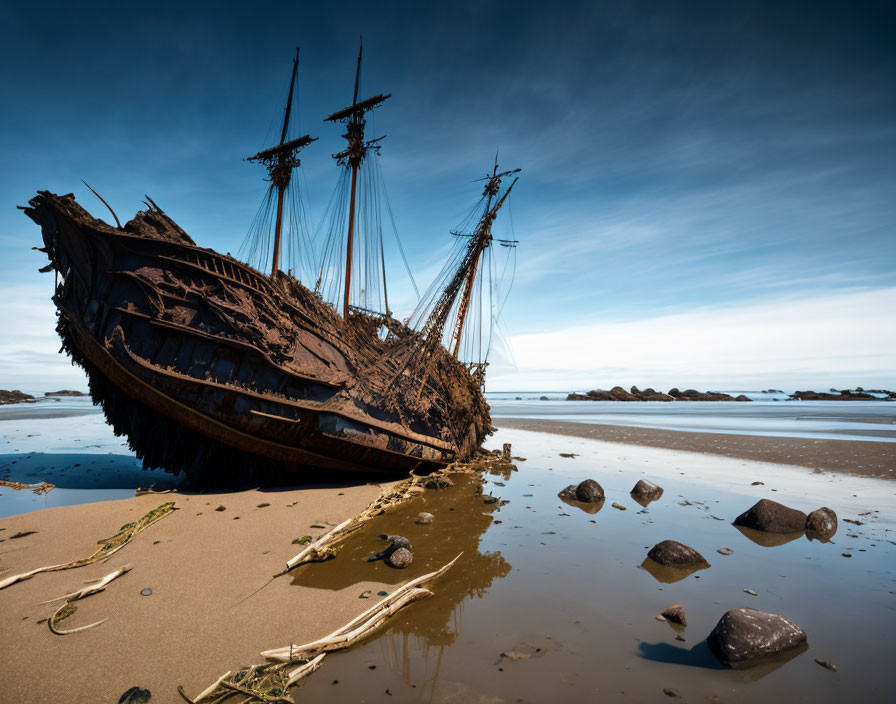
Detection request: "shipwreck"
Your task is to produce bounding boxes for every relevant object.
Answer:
[23,46,519,483]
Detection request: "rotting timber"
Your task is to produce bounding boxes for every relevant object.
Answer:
[22,47,511,485]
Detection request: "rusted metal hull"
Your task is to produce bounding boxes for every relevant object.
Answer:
[25,192,492,483]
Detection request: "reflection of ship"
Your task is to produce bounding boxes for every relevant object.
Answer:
[290,472,511,686]
[24,46,518,483]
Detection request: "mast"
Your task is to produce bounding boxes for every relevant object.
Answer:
[420,165,520,359]
[325,41,391,318]
[247,48,317,277]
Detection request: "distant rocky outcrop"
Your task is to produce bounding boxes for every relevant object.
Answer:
[788,388,893,401]
[567,386,751,402]
[0,390,35,405]
[44,389,87,397]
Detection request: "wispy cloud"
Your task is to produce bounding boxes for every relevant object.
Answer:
[488,287,896,391]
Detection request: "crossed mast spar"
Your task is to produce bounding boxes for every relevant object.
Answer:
[419,162,520,362]
[247,48,317,277]
[324,43,391,318]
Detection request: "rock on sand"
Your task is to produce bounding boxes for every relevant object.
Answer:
[733,499,807,534]
[647,540,708,567]
[707,608,808,668]
[558,479,604,503]
[805,507,838,541]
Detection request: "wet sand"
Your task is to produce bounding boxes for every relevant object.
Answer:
[0,481,400,703]
[2,416,896,702]
[495,417,896,479]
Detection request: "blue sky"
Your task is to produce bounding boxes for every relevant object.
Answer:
[1,1,894,392]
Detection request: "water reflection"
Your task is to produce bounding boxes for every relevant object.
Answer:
[733,524,805,547]
[290,472,512,694]
[640,557,710,583]
[559,494,604,514]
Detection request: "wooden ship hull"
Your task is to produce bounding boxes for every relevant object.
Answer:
[25,192,492,484]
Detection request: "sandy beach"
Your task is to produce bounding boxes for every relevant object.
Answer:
[495,417,896,479]
[0,481,400,702]
[2,407,896,702]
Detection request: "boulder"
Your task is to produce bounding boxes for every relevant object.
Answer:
[646,540,708,567]
[805,507,837,541]
[631,479,663,505]
[733,499,807,534]
[386,547,413,568]
[707,608,808,668]
[558,479,605,503]
[415,512,434,525]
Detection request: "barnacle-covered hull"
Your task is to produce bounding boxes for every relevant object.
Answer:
[25,192,492,484]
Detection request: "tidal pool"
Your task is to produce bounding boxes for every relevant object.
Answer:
[294,428,896,703]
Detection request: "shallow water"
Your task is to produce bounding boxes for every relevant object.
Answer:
[294,428,896,703]
[489,396,896,442]
[0,399,167,518]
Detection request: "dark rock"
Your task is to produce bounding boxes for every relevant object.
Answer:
[707,608,808,668]
[568,479,604,502]
[661,604,687,627]
[805,507,837,541]
[733,499,807,534]
[415,512,434,525]
[44,389,87,397]
[368,535,411,563]
[631,479,664,505]
[717,547,734,555]
[734,394,751,402]
[663,687,681,698]
[647,540,708,567]
[483,495,499,504]
[118,687,152,704]
[815,658,838,671]
[386,547,413,568]
[539,396,549,400]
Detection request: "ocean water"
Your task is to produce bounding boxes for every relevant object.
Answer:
[486,392,896,442]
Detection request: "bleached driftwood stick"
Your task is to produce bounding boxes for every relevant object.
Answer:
[262,553,461,662]
[280,517,355,574]
[285,653,326,686]
[40,564,133,605]
[46,564,132,635]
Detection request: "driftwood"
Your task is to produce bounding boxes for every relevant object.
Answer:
[0,502,175,590]
[44,564,132,635]
[0,479,55,495]
[181,555,460,703]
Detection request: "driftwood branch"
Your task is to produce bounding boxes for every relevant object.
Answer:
[46,564,132,635]
[0,502,175,591]
[183,554,461,703]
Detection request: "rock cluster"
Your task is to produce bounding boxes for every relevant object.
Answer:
[734,499,838,540]
[788,388,894,401]
[566,386,750,402]
[0,389,35,405]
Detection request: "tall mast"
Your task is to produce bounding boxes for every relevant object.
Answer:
[420,165,520,359]
[247,48,316,277]
[324,41,391,318]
